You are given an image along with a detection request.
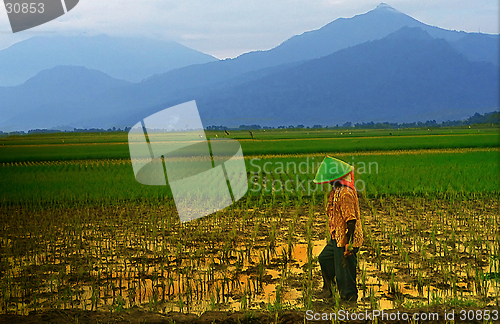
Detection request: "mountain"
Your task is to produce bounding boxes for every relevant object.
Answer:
[190,27,499,126]
[0,4,498,131]
[96,2,500,108]
[0,66,130,131]
[0,35,217,86]
[78,27,500,128]
[96,2,499,106]
[216,3,498,72]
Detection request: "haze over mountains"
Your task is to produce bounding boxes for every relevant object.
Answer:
[196,27,498,126]
[0,35,217,86]
[0,3,498,131]
[233,3,498,69]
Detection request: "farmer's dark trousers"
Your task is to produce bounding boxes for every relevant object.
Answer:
[318,239,358,300]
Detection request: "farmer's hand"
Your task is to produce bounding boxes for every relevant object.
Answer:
[342,238,353,257]
[344,220,356,257]
[344,245,353,257]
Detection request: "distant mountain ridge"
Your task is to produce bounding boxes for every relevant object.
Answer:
[0,66,130,128]
[0,3,498,131]
[0,35,217,86]
[450,33,500,67]
[191,27,498,126]
[229,2,498,70]
[107,2,499,110]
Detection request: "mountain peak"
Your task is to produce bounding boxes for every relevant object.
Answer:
[374,3,401,13]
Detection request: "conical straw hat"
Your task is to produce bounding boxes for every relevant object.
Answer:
[313,156,354,184]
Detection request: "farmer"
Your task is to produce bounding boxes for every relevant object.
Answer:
[313,156,363,301]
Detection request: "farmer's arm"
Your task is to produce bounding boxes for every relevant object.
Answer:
[340,191,357,256]
[344,220,356,256]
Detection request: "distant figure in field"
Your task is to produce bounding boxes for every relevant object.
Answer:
[313,156,363,301]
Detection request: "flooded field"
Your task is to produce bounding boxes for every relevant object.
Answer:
[1,193,498,316]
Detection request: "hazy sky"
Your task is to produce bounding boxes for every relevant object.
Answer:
[0,0,498,58]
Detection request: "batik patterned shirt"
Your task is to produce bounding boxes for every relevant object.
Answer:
[327,186,363,248]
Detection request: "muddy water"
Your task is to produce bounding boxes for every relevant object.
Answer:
[5,238,498,316]
[1,197,499,315]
